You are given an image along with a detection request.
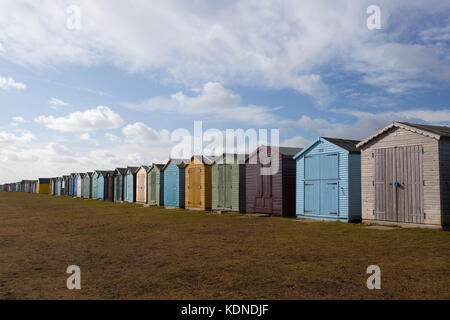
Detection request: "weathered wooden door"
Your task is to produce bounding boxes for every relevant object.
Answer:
[374,146,424,223]
[137,173,145,202]
[254,164,273,213]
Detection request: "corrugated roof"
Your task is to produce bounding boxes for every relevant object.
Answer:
[357,122,450,148]
[115,168,127,175]
[398,122,450,138]
[322,137,360,153]
[147,164,164,171]
[278,147,303,156]
[126,166,139,174]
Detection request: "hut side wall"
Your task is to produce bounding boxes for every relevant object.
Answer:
[440,139,450,226]
[348,153,362,220]
[360,127,442,226]
[281,157,296,217]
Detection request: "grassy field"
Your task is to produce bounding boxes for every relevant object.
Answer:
[0,192,449,300]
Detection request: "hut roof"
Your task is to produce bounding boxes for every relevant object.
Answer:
[357,122,450,148]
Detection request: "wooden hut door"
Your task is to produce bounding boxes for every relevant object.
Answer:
[224,165,232,210]
[137,173,145,202]
[217,165,224,209]
[150,171,156,203]
[217,165,232,210]
[194,167,202,207]
[374,146,424,223]
[254,164,273,213]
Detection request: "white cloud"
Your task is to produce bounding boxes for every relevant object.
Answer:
[80,133,91,140]
[104,133,120,142]
[122,122,172,144]
[420,25,450,42]
[12,116,27,123]
[1,1,448,103]
[296,108,450,140]
[35,106,123,132]
[124,82,277,125]
[49,97,70,109]
[0,130,35,146]
[281,135,310,148]
[0,76,26,90]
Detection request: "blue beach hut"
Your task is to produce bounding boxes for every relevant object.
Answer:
[162,159,187,208]
[293,137,361,222]
[124,167,139,203]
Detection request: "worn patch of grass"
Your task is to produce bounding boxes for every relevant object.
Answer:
[0,192,449,300]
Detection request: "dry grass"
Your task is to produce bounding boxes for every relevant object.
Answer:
[0,192,449,300]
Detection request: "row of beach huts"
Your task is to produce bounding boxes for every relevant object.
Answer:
[1,122,449,228]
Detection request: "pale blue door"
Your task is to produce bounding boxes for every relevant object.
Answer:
[320,153,339,215]
[97,176,104,199]
[164,167,178,206]
[304,153,339,216]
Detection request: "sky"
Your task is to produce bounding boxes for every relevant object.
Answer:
[1,0,450,183]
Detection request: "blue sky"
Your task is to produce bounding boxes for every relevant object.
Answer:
[1,0,450,182]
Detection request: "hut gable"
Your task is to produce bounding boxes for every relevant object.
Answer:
[357,121,450,149]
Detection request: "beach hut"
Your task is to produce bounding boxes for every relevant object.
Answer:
[92,172,99,199]
[37,178,50,194]
[124,167,139,203]
[105,171,115,202]
[294,137,361,222]
[147,164,164,206]
[94,171,108,200]
[82,173,93,198]
[163,159,187,208]
[56,177,63,196]
[357,122,450,228]
[49,178,54,195]
[32,180,38,193]
[53,178,58,195]
[245,146,302,217]
[211,153,246,212]
[76,173,83,198]
[63,176,70,196]
[136,166,150,203]
[185,156,214,210]
[113,168,127,202]
[69,174,75,196]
